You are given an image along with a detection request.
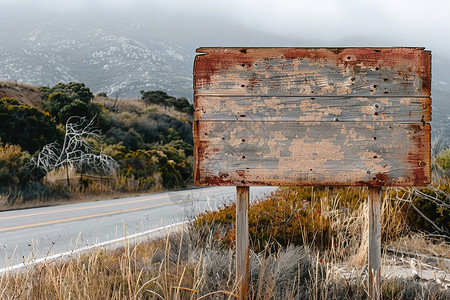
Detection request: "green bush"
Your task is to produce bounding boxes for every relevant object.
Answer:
[41,82,102,124]
[118,149,159,190]
[435,147,450,176]
[0,144,31,186]
[0,98,61,154]
[105,113,192,149]
[140,90,193,115]
[96,92,108,97]
[0,144,56,203]
[116,148,188,190]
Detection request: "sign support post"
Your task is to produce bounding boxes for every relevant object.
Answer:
[368,187,382,300]
[236,186,250,299]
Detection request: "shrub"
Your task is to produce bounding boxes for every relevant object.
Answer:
[0,98,60,154]
[435,147,450,177]
[0,144,70,203]
[0,144,31,186]
[193,184,449,256]
[118,149,160,190]
[41,82,101,124]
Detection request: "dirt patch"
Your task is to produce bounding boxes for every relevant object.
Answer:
[0,81,44,109]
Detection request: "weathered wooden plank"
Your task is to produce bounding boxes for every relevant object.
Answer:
[368,187,382,300]
[236,186,249,300]
[194,121,431,186]
[194,48,431,97]
[195,96,431,122]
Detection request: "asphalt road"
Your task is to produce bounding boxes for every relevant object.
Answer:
[0,186,277,270]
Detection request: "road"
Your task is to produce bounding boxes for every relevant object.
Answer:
[0,186,277,270]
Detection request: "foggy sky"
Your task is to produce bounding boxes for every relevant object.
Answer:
[2,0,450,60]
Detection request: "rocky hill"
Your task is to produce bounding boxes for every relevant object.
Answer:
[0,20,193,100]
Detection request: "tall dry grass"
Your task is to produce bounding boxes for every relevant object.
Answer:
[1,183,449,299]
[1,220,449,299]
[93,96,192,121]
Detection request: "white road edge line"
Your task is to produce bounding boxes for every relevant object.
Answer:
[0,221,188,274]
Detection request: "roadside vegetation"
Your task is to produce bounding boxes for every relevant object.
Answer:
[0,150,448,299]
[1,185,449,298]
[0,81,448,298]
[0,82,194,209]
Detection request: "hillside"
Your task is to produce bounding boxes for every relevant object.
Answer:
[0,81,192,121]
[0,81,43,109]
[1,82,194,204]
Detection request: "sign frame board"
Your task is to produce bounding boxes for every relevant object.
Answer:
[193,47,432,300]
[193,47,431,187]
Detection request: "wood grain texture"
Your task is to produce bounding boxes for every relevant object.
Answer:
[195,48,431,97]
[236,186,249,300]
[193,47,432,187]
[194,121,431,186]
[368,187,382,300]
[195,96,431,122]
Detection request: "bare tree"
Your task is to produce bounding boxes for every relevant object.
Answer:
[31,116,118,186]
[112,90,121,112]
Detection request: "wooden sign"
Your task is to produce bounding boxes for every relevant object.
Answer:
[193,47,431,187]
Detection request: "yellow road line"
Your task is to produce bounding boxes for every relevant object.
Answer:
[0,198,193,233]
[0,191,193,221]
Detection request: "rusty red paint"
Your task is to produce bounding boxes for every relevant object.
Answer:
[194,49,258,88]
[202,175,234,186]
[407,123,431,185]
[374,173,390,185]
[249,75,258,91]
[355,173,390,187]
[195,48,431,96]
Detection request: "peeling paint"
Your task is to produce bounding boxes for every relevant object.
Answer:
[193,48,431,187]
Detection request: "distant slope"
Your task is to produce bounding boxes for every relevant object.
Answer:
[431,89,450,147]
[0,20,193,100]
[0,81,193,122]
[0,81,43,109]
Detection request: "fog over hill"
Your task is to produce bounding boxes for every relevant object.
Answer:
[0,18,193,100]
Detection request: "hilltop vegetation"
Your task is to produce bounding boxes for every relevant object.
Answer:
[0,81,194,205]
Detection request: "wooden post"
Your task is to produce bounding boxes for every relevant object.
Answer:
[368,187,382,300]
[236,186,250,299]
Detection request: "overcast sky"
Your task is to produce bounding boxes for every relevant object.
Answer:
[2,0,450,61]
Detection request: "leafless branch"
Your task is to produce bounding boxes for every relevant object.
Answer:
[30,116,118,178]
[393,187,449,236]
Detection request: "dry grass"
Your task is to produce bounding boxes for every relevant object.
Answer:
[93,96,192,121]
[390,234,450,260]
[0,177,158,212]
[0,81,192,121]
[0,166,165,211]
[1,225,448,300]
[0,81,43,109]
[1,186,449,299]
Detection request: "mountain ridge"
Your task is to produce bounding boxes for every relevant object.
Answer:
[0,20,193,100]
